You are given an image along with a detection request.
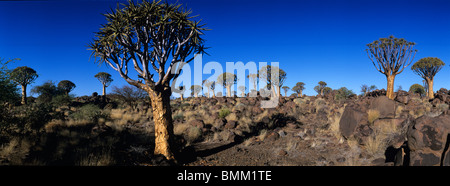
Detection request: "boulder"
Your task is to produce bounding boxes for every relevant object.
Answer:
[395,90,409,104]
[188,119,204,129]
[366,89,387,97]
[339,105,368,138]
[407,113,450,166]
[224,120,237,129]
[373,118,408,148]
[369,96,396,119]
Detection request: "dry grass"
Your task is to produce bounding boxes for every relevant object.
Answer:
[328,106,345,140]
[367,109,380,124]
[76,149,115,166]
[0,137,31,165]
[364,129,388,157]
[225,113,238,121]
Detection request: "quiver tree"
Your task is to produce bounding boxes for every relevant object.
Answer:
[202,80,215,98]
[217,72,237,97]
[259,65,287,97]
[10,66,38,105]
[366,35,417,100]
[409,83,425,97]
[238,85,247,97]
[94,72,113,96]
[314,81,327,96]
[178,85,185,100]
[292,82,305,97]
[360,84,377,96]
[282,86,290,97]
[247,73,258,95]
[190,85,202,97]
[57,80,76,96]
[411,57,445,99]
[89,0,207,160]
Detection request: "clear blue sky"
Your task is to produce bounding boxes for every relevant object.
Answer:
[1,0,450,97]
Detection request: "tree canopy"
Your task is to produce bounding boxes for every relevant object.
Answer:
[57,80,76,95]
[292,82,305,97]
[366,35,417,99]
[411,57,445,80]
[94,72,113,87]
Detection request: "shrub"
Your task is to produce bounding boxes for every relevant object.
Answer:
[70,104,107,122]
[437,103,449,112]
[172,112,184,121]
[335,87,355,101]
[367,109,380,124]
[218,108,231,119]
[51,94,72,107]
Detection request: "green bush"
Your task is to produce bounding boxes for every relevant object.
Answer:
[70,104,107,122]
[218,108,231,119]
[335,87,355,101]
[51,94,72,107]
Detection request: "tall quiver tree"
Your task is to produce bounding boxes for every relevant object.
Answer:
[411,57,445,99]
[10,66,38,105]
[292,82,305,97]
[314,81,327,96]
[217,72,237,97]
[366,35,417,100]
[89,0,207,160]
[95,72,113,96]
[259,65,287,97]
[58,80,76,95]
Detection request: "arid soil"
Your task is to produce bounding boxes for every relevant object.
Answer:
[2,89,450,166]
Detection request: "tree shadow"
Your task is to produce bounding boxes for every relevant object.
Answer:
[176,113,299,165]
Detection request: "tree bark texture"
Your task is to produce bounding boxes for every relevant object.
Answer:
[426,77,434,99]
[226,86,231,97]
[148,85,175,160]
[386,74,396,100]
[21,84,27,105]
[102,84,106,96]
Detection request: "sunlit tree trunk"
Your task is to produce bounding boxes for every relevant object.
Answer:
[21,84,27,105]
[426,77,434,99]
[102,84,106,96]
[148,84,175,160]
[386,74,396,100]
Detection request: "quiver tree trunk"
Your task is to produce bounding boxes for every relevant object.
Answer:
[226,86,231,97]
[426,77,434,99]
[148,84,175,160]
[386,74,396,100]
[102,84,106,96]
[21,84,27,105]
[277,86,281,98]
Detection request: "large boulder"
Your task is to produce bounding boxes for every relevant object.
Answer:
[339,105,368,139]
[369,96,396,119]
[395,90,409,104]
[406,113,450,166]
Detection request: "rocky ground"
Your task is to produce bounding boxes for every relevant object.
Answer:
[1,89,450,166]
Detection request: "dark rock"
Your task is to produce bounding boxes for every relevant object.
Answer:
[366,89,387,97]
[407,113,450,166]
[395,90,410,104]
[339,105,368,138]
[278,149,287,156]
[189,119,204,129]
[265,131,279,142]
[224,120,237,129]
[369,96,396,119]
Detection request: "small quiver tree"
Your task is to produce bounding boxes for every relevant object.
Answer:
[57,80,76,96]
[411,57,445,99]
[10,66,38,105]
